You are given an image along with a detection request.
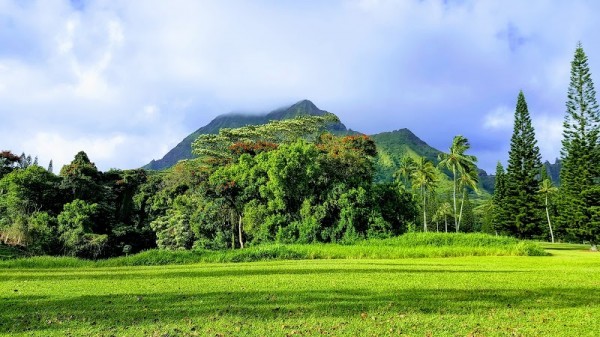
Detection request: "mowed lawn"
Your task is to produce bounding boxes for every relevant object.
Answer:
[1,244,599,336]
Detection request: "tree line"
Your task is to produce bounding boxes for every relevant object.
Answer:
[1,43,598,258]
[492,43,600,249]
[0,114,419,257]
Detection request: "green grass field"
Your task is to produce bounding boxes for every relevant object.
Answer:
[1,241,598,336]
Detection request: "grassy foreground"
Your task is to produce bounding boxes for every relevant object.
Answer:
[1,242,599,336]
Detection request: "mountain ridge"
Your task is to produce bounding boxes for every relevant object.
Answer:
[144,100,348,170]
[143,100,500,193]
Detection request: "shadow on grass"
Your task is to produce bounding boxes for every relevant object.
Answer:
[0,265,528,282]
[1,285,597,334]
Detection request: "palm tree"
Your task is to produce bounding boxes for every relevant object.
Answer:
[457,166,479,232]
[438,135,477,231]
[538,178,558,243]
[435,202,453,233]
[412,157,438,232]
[395,155,416,189]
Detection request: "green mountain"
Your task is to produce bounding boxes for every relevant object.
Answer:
[144,99,495,194]
[370,129,494,193]
[144,100,348,170]
[370,128,441,182]
[543,159,561,185]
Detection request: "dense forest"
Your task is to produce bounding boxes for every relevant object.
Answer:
[1,44,599,258]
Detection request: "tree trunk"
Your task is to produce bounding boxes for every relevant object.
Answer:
[545,195,555,243]
[457,189,466,232]
[453,167,457,230]
[230,211,236,249]
[238,215,244,249]
[422,188,427,232]
[444,215,448,233]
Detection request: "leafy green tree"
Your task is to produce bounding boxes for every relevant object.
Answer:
[0,165,62,249]
[57,199,107,258]
[370,183,418,236]
[316,134,377,189]
[0,165,62,216]
[503,91,544,238]
[395,155,416,189]
[150,194,199,250]
[59,151,104,202]
[438,135,477,231]
[192,114,339,165]
[26,212,59,254]
[475,197,496,234]
[411,157,438,232]
[559,43,600,248]
[104,168,156,255]
[210,153,264,248]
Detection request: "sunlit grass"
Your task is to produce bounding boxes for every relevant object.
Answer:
[1,241,598,336]
[0,233,546,268]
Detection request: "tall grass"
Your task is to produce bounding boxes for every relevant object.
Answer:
[0,232,546,269]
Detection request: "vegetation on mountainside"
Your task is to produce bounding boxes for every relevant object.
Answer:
[144,100,350,170]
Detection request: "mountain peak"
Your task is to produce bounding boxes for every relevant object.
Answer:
[143,100,346,170]
[291,99,318,110]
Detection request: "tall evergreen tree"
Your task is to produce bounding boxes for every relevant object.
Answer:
[492,162,507,234]
[502,91,544,238]
[559,43,600,248]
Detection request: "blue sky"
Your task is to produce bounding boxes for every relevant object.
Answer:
[1,0,599,172]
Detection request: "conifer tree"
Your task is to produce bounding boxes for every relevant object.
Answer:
[492,162,507,234]
[559,43,600,248]
[503,91,543,238]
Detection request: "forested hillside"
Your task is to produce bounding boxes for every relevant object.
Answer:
[144,100,349,170]
[145,100,497,193]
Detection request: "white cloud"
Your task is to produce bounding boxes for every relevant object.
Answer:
[136,104,160,123]
[533,115,563,162]
[20,129,186,172]
[22,132,127,171]
[483,106,513,130]
[1,0,599,172]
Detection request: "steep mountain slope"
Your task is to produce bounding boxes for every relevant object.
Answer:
[370,129,493,192]
[543,159,561,185]
[370,129,442,182]
[144,100,348,170]
[144,100,495,194]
